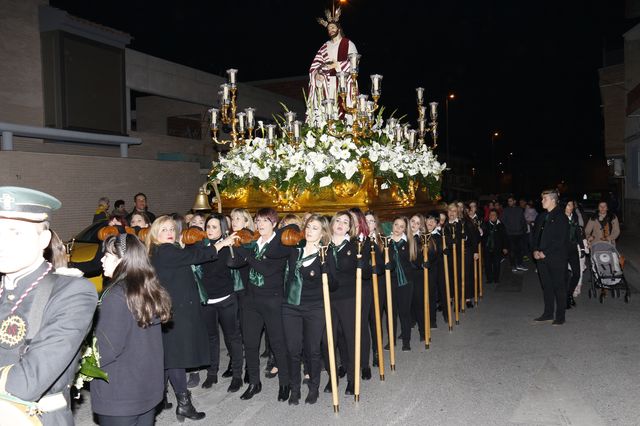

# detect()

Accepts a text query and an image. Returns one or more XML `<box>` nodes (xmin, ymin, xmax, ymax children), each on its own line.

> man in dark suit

<box><xmin>0</xmin><ymin>186</ymin><xmax>98</xmax><ymax>424</ymax></box>
<box><xmin>531</xmin><ymin>189</ymin><xmax>570</xmax><ymax>325</ymax></box>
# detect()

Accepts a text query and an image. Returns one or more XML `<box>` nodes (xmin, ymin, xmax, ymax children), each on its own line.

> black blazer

<box><xmin>532</xmin><ymin>206</ymin><xmax>570</xmax><ymax>263</ymax></box>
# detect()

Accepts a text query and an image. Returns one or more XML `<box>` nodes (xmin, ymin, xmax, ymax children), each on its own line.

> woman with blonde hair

<box><xmin>230</xmin><ymin>208</ymin><xmax>255</xmax><ymax>232</ymax></box>
<box><xmin>146</xmin><ymin>215</ymin><xmax>236</xmax><ymax>422</ymax></box>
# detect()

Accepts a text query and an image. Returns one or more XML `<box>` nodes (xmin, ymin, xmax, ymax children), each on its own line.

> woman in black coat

<box><xmin>189</xmin><ymin>214</ymin><xmax>244</xmax><ymax>393</ymax></box>
<box><xmin>92</xmin><ymin>234</ymin><xmax>172</xmax><ymax>426</ymax></box>
<box><xmin>146</xmin><ymin>215</ymin><xmax>236</xmax><ymax>422</ymax></box>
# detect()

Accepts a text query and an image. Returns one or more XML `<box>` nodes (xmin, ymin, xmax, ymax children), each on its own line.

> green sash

<box><xmin>249</xmin><ymin>241</ymin><xmax>269</xmax><ymax>287</ymax></box>
<box><xmin>390</xmin><ymin>239</ymin><xmax>408</xmax><ymax>287</ymax></box>
<box><xmin>286</xmin><ymin>249</ymin><xmax>319</xmax><ymax>305</ymax></box>
<box><xmin>330</xmin><ymin>239</ymin><xmax>349</xmax><ymax>269</ymax></box>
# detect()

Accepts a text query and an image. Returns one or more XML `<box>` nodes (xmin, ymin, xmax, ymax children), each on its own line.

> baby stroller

<box><xmin>587</xmin><ymin>241</ymin><xmax>630</xmax><ymax>303</ymax></box>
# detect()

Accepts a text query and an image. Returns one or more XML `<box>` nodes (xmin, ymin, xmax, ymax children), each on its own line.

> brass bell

<box><xmin>192</xmin><ymin>184</ymin><xmax>212</xmax><ymax>211</ymax></box>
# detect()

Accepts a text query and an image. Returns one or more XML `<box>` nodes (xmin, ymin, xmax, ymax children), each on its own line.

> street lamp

<box><xmin>491</xmin><ymin>131</ymin><xmax>500</xmax><ymax>193</ymax></box>
<box><xmin>445</xmin><ymin>92</ymin><xmax>455</xmax><ymax>197</ymax></box>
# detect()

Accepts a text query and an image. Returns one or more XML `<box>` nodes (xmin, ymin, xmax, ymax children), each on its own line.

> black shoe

<box><xmin>288</xmin><ymin>389</ymin><xmax>300</xmax><ymax>405</ymax></box>
<box><xmin>221</xmin><ymin>361</ymin><xmax>233</xmax><ymax>378</ymax></box>
<box><xmin>265</xmin><ymin>368</ymin><xmax>278</xmax><ymax>379</ymax></box>
<box><xmin>533</xmin><ymin>316</ymin><xmax>553</xmax><ymax>324</ymax></box>
<box><xmin>202</xmin><ymin>374</ymin><xmax>217</xmax><ymax>389</ymax></box>
<box><xmin>227</xmin><ymin>377</ymin><xmax>243</xmax><ymax>393</ymax></box>
<box><xmin>466</xmin><ymin>300</ymin><xmax>474</xmax><ymax>308</ymax></box>
<box><xmin>431</xmin><ymin>321</ymin><xmax>438</xmax><ymax>329</ymax></box>
<box><xmin>361</xmin><ymin>367</ymin><xmax>371</xmax><ymax>380</ymax></box>
<box><xmin>302</xmin><ymin>374</ymin><xmax>310</xmax><ymax>385</ymax></box>
<box><xmin>187</xmin><ymin>372</ymin><xmax>200</xmax><ymax>388</ymax></box>
<box><xmin>243</xmin><ymin>369</ymin><xmax>250</xmax><ymax>384</ymax></box>
<box><xmin>160</xmin><ymin>391</ymin><xmax>173</xmax><ymax>410</ymax></box>
<box><xmin>402</xmin><ymin>342</ymin><xmax>411</xmax><ymax>351</ymax></box>
<box><xmin>345</xmin><ymin>381</ymin><xmax>354</xmax><ymax>395</ymax></box>
<box><xmin>265</xmin><ymin>354</ymin><xmax>276</xmax><ymax>371</ymax></box>
<box><xmin>384</xmin><ymin>343</ymin><xmax>390</xmax><ymax>351</ymax></box>
<box><xmin>337</xmin><ymin>365</ymin><xmax>346</xmax><ymax>378</ymax></box>
<box><xmin>240</xmin><ymin>383</ymin><xmax>262</xmax><ymax>400</ymax></box>
<box><xmin>305</xmin><ymin>388</ymin><xmax>319</xmax><ymax>404</ymax></box>
<box><xmin>175</xmin><ymin>391</ymin><xmax>205</xmax><ymax>422</ymax></box>
<box><xmin>278</xmin><ymin>385</ymin><xmax>291</xmax><ymax>402</ymax></box>
<box><xmin>552</xmin><ymin>319</ymin><xmax>565</xmax><ymax>326</ymax></box>
<box><xmin>260</xmin><ymin>348</ymin><xmax>270</xmax><ymax>358</ymax></box>
<box><xmin>323</xmin><ymin>377</ymin><xmax>338</xmax><ymax>393</ymax></box>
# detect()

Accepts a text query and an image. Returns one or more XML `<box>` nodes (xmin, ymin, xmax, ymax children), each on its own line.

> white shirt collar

<box><xmin>257</xmin><ymin>232</ymin><xmax>276</xmax><ymax>251</ymax></box>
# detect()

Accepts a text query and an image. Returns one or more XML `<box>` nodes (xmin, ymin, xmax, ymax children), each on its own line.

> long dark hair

<box><xmin>103</xmin><ymin>234</ymin><xmax>172</xmax><ymax>327</ymax></box>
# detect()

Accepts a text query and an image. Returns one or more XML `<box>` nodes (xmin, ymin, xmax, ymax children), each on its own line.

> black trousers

<box><xmin>322</xmin><ymin>297</ymin><xmax>356</xmax><ymax>383</ymax></box>
<box><xmin>567</xmin><ymin>247</ymin><xmax>580</xmax><ymax>297</ymax></box>
<box><xmin>360</xmin><ymin>281</ymin><xmax>373</xmax><ymax>368</ymax></box>
<box><xmin>282</xmin><ymin>301</ymin><xmax>324</xmax><ymax>392</ymax></box>
<box><xmin>242</xmin><ymin>292</ymin><xmax>289</xmax><ymax>386</ymax></box>
<box><xmin>507</xmin><ymin>235</ymin><xmax>524</xmax><ymax>267</ymax></box>
<box><xmin>392</xmin><ymin>281</ymin><xmax>414</xmax><ymax>345</ymax></box>
<box><xmin>485</xmin><ymin>250</ymin><xmax>502</xmax><ymax>283</ymax></box>
<box><xmin>538</xmin><ymin>260</ymin><xmax>567</xmax><ymax>322</ymax></box>
<box><xmin>165</xmin><ymin>368</ymin><xmax>187</xmax><ymax>394</ymax></box>
<box><xmin>96</xmin><ymin>408</ymin><xmax>155</xmax><ymax>426</ymax></box>
<box><xmin>201</xmin><ymin>294</ymin><xmax>243</xmax><ymax>378</ymax></box>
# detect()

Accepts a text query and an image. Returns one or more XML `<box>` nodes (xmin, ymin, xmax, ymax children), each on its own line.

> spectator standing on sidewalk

<box><xmin>126</xmin><ymin>193</ymin><xmax>156</xmax><ymax>224</ymax></box>
<box><xmin>93</xmin><ymin>197</ymin><xmax>110</xmax><ymax>223</ymax></box>
<box><xmin>584</xmin><ymin>201</ymin><xmax>620</xmax><ymax>247</ymax></box>
<box><xmin>524</xmin><ymin>200</ymin><xmax>538</xmax><ymax>253</ymax></box>
<box><xmin>532</xmin><ymin>189</ymin><xmax>570</xmax><ymax>325</ymax></box>
<box><xmin>501</xmin><ymin>196</ymin><xmax>528</xmax><ymax>272</ymax></box>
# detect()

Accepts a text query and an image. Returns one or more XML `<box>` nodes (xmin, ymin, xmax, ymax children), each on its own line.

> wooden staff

<box><xmin>354</xmin><ymin>238</ymin><xmax>363</xmax><ymax>402</ymax></box>
<box><xmin>478</xmin><ymin>243</ymin><xmax>484</xmax><ymax>299</ymax></box>
<box><xmin>320</xmin><ymin>246</ymin><xmax>339</xmax><ymax>413</ymax></box>
<box><xmin>461</xmin><ymin>228</ymin><xmax>466</xmax><ymax>314</ymax></box>
<box><xmin>451</xmin><ymin>225</ymin><xmax>460</xmax><ymax>325</ymax></box>
<box><xmin>421</xmin><ymin>234</ymin><xmax>431</xmax><ymax>349</ymax></box>
<box><xmin>442</xmin><ymin>233</ymin><xmax>453</xmax><ymax>332</ymax></box>
<box><xmin>369</xmin><ymin>237</ymin><xmax>385</xmax><ymax>381</ymax></box>
<box><xmin>474</xmin><ymin>248</ymin><xmax>479</xmax><ymax>305</ymax></box>
<box><xmin>383</xmin><ymin>236</ymin><xmax>396</xmax><ymax>371</ymax></box>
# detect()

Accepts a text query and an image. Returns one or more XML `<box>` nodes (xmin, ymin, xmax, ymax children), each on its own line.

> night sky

<box><xmin>51</xmin><ymin>0</ymin><xmax>635</xmax><ymax>196</ymax></box>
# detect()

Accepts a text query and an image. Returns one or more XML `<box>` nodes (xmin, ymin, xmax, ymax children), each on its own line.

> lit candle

<box><xmin>370</xmin><ymin>74</ymin><xmax>383</xmax><ymax>94</ymax></box>
<box><xmin>237</xmin><ymin>112</ymin><xmax>246</xmax><ymax>132</ymax></box>
<box><xmin>418</xmin><ymin>119</ymin><xmax>426</xmax><ymax>134</ymax></box>
<box><xmin>226</xmin><ymin>68</ymin><xmax>238</xmax><ymax>85</ymax></box>
<box><xmin>220</xmin><ymin>84</ymin><xmax>230</xmax><ymax>103</ymax></box>
<box><xmin>293</xmin><ymin>120</ymin><xmax>301</xmax><ymax>139</ymax></box>
<box><xmin>416</xmin><ymin>87</ymin><xmax>425</xmax><ymax>105</ymax></box>
<box><xmin>209</xmin><ymin>108</ymin><xmax>218</xmax><ymax>127</ymax></box>
<box><xmin>337</xmin><ymin>72</ymin><xmax>347</xmax><ymax>94</ymax></box>
<box><xmin>348</xmin><ymin>53</ymin><xmax>362</xmax><ymax>73</ymax></box>
<box><xmin>285</xmin><ymin>111</ymin><xmax>297</xmax><ymax>125</ymax></box>
<box><xmin>266</xmin><ymin>124</ymin><xmax>276</xmax><ymax>141</ymax></box>
<box><xmin>395</xmin><ymin>125</ymin><xmax>403</xmax><ymax>142</ymax></box>
<box><xmin>245</xmin><ymin>107</ymin><xmax>255</xmax><ymax>128</ymax></box>
<box><xmin>358</xmin><ymin>94</ymin><xmax>368</xmax><ymax>113</ymax></box>
<box><xmin>408</xmin><ymin>129</ymin><xmax>417</xmax><ymax>148</ymax></box>
<box><xmin>429</xmin><ymin>102</ymin><xmax>438</xmax><ymax>120</ymax></box>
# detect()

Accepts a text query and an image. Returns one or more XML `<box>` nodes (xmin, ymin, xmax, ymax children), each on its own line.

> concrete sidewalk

<box><xmin>73</xmin><ymin>262</ymin><xmax>640</xmax><ymax>425</ymax></box>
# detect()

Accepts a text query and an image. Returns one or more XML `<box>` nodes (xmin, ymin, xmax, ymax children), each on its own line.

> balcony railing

<box><xmin>0</xmin><ymin>122</ymin><xmax>141</xmax><ymax>158</ymax></box>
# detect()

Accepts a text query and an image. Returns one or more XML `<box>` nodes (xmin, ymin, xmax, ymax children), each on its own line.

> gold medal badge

<box><xmin>0</xmin><ymin>315</ymin><xmax>27</xmax><ymax>349</ymax></box>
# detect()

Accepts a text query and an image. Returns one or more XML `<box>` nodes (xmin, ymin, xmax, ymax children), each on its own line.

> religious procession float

<box><xmin>204</xmin><ymin>9</ymin><xmax>446</xmax><ymax>218</ymax></box>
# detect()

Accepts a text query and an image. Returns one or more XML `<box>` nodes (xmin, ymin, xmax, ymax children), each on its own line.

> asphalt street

<box><xmin>73</xmin><ymin>257</ymin><xmax>640</xmax><ymax>425</ymax></box>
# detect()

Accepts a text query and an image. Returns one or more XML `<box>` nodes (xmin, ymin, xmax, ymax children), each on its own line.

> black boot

<box><xmin>160</xmin><ymin>390</ymin><xmax>172</xmax><ymax>410</ymax></box>
<box><xmin>361</xmin><ymin>367</ymin><xmax>372</xmax><ymax>380</ymax></box>
<box><xmin>187</xmin><ymin>372</ymin><xmax>200</xmax><ymax>388</ymax></box>
<box><xmin>345</xmin><ymin>381</ymin><xmax>354</xmax><ymax>395</ymax></box>
<box><xmin>305</xmin><ymin>387</ymin><xmax>319</xmax><ymax>404</ymax></box>
<box><xmin>201</xmin><ymin>374</ymin><xmax>217</xmax><ymax>389</ymax></box>
<box><xmin>240</xmin><ymin>383</ymin><xmax>262</xmax><ymax>400</ymax></box>
<box><xmin>323</xmin><ymin>376</ymin><xmax>338</xmax><ymax>393</ymax></box>
<box><xmin>221</xmin><ymin>360</ymin><xmax>233</xmax><ymax>378</ymax></box>
<box><xmin>288</xmin><ymin>388</ymin><xmax>300</xmax><ymax>405</ymax></box>
<box><xmin>278</xmin><ymin>385</ymin><xmax>291</xmax><ymax>402</ymax></box>
<box><xmin>227</xmin><ymin>377</ymin><xmax>243</xmax><ymax>393</ymax></box>
<box><xmin>175</xmin><ymin>391</ymin><xmax>205</xmax><ymax>422</ymax></box>
<box><xmin>337</xmin><ymin>365</ymin><xmax>347</xmax><ymax>378</ymax></box>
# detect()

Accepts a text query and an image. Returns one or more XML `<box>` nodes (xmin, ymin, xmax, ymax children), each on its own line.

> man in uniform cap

<box><xmin>0</xmin><ymin>186</ymin><xmax>98</xmax><ymax>425</ymax></box>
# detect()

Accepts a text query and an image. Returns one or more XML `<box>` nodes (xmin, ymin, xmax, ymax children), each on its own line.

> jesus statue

<box><xmin>308</xmin><ymin>7</ymin><xmax>358</xmax><ymax>119</ymax></box>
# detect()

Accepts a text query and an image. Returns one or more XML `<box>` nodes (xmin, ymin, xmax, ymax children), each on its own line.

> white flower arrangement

<box><xmin>211</xmin><ymin>111</ymin><xmax>446</xmax><ymax>198</ymax></box>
